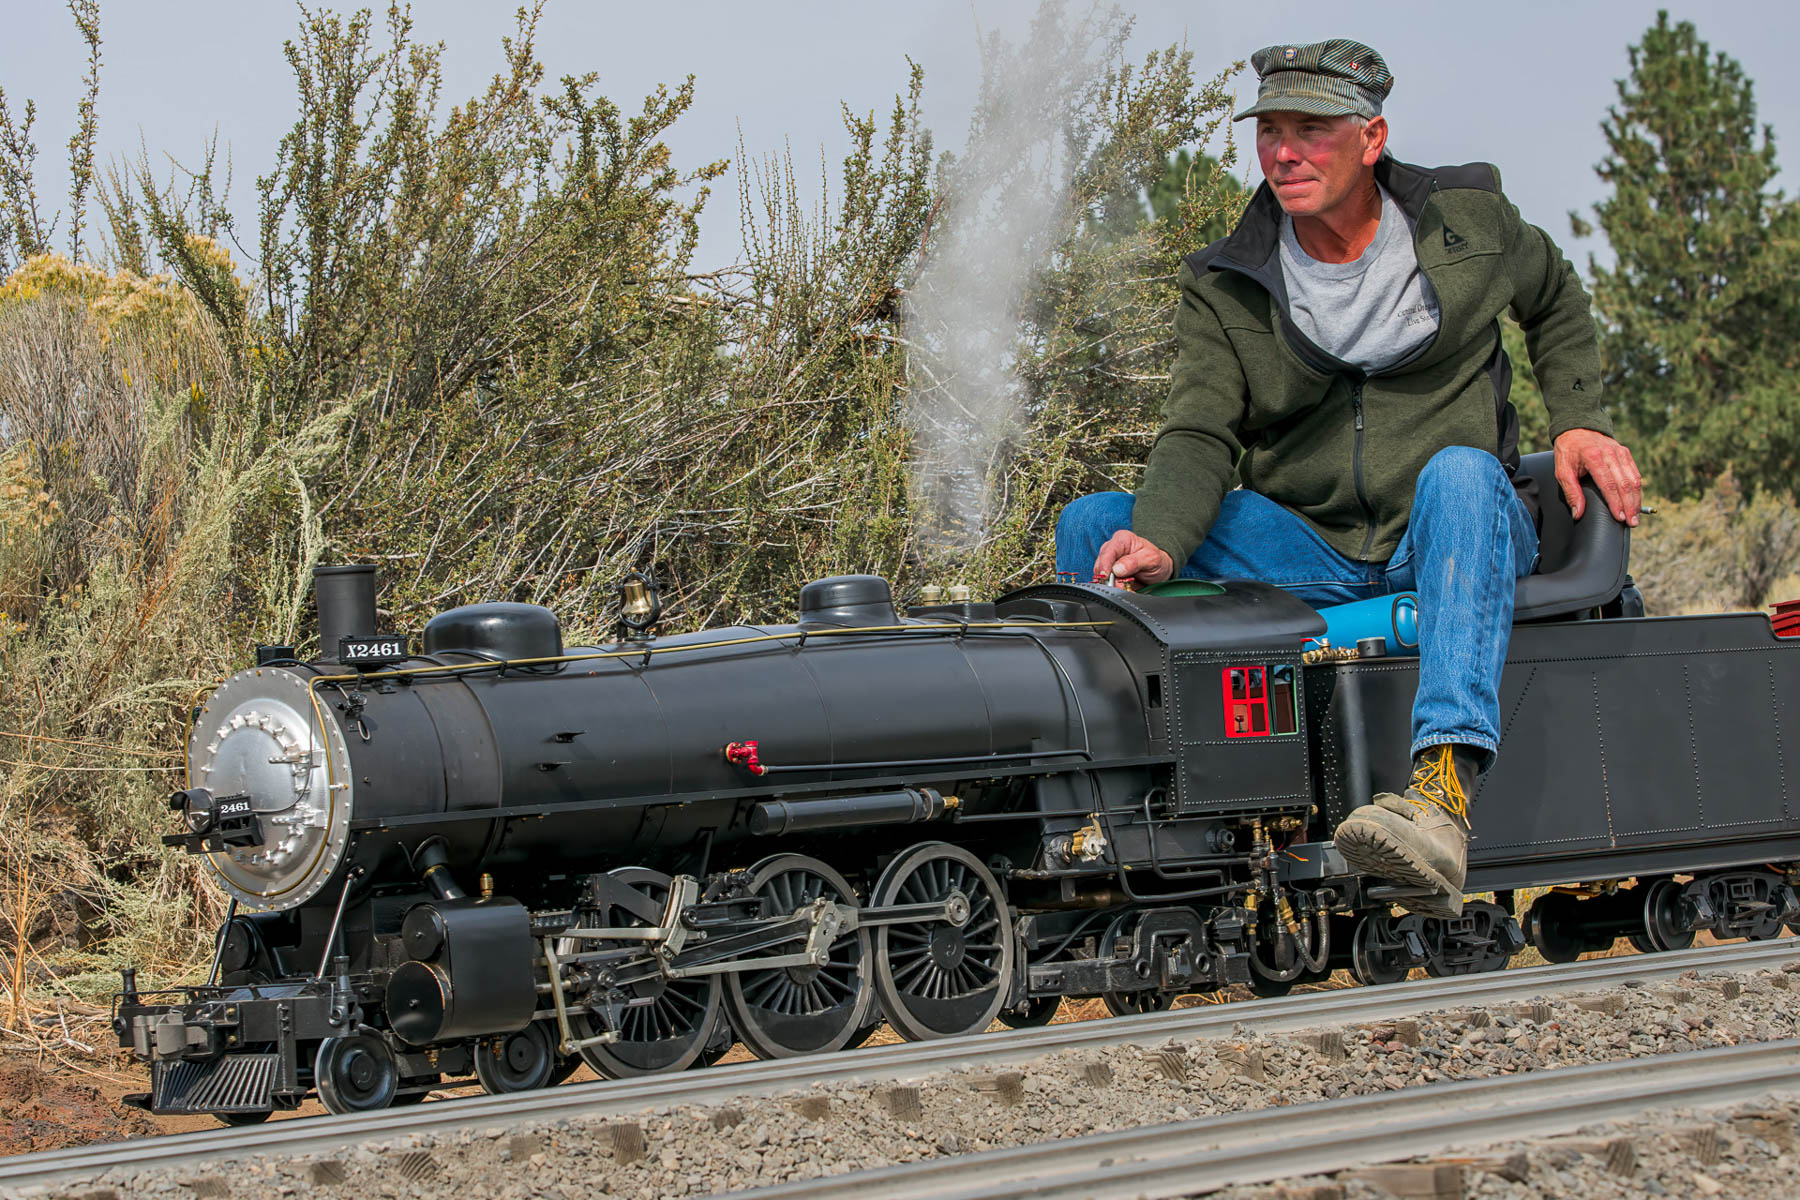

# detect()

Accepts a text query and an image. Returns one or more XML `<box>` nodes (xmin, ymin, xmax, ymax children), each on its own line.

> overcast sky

<box><xmin>4</xmin><ymin>1</ymin><xmax>1797</xmax><ymax>275</ymax></box>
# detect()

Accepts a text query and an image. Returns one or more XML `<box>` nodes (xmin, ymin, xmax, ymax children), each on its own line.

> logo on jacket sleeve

<box><xmin>1442</xmin><ymin>225</ymin><xmax>1468</xmax><ymax>251</ymax></box>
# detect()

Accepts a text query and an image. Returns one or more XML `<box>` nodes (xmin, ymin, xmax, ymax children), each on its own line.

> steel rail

<box><xmin>1</xmin><ymin>938</ymin><xmax>1793</xmax><ymax>1192</ymax></box>
<box><xmin>723</xmin><ymin>1038</ymin><xmax>1800</xmax><ymax>1199</ymax></box>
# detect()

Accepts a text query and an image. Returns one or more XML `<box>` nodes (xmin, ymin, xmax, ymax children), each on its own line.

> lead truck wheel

<box><xmin>314</xmin><ymin>1034</ymin><xmax>398</xmax><ymax>1114</ymax></box>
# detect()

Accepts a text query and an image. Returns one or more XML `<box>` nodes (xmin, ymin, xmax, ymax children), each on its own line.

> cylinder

<box><xmin>750</xmin><ymin>787</ymin><xmax>945</xmax><ymax>836</ymax></box>
<box><xmin>1317</xmin><ymin>592</ymin><xmax>1418</xmax><ymax>658</ymax></box>
<box><xmin>313</xmin><ymin>565</ymin><xmax>378</xmax><ymax>662</ymax></box>
<box><xmin>385</xmin><ymin>898</ymin><xmax>535</xmax><ymax>1045</ymax></box>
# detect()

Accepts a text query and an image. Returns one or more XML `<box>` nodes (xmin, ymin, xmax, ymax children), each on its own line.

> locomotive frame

<box><xmin>116</xmin><ymin>482</ymin><xmax>1800</xmax><ymax>1122</ymax></box>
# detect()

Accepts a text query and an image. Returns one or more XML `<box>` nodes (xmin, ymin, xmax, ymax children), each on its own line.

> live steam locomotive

<box><xmin>116</xmin><ymin>452</ymin><xmax>1800</xmax><ymax>1122</ymax></box>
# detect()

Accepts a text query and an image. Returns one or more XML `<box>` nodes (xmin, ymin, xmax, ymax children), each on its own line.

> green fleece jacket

<box><xmin>1133</xmin><ymin>157</ymin><xmax>1613</xmax><ymax>566</ymax></box>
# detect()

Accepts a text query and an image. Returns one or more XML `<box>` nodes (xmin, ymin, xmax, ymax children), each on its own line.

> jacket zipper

<box><xmin>1350</xmin><ymin>376</ymin><xmax>1377</xmax><ymax>561</ymax></box>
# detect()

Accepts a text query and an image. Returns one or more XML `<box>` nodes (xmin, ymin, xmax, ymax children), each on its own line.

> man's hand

<box><xmin>1093</xmin><ymin>531</ymin><xmax>1175</xmax><ymax>588</ymax></box>
<box><xmin>1552</xmin><ymin>428</ymin><xmax>1642</xmax><ymax>527</ymax></box>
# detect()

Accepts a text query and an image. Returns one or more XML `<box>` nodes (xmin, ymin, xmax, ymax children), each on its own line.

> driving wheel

<box><xmin>571</xmin><ymin>867</ymin><xmax>724</xmax><ymax>1078</ymax></box>
<box><xmin>870</xmin><ymin>843</ymin><xmax>1015</xmax><ymax>1041</ymax></box>
<box><xmin>721</xmin><ymin>854</ymin><xmax>872</xmax><ymax>1059</ymax></box>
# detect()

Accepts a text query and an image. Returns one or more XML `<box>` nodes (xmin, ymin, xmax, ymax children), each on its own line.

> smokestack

<box><xmin>313</xmin><ymin>565</ymin><xmax>377</xmax><ymax>662</ymax></box>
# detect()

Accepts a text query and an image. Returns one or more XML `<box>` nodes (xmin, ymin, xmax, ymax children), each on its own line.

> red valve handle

<box><xmin>724</xmin><ymin>740</ymin><xmax>766</xmax><ymax>776</ymax></box>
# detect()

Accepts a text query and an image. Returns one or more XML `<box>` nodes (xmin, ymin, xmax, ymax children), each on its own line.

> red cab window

<box><xmin>1222</xmin><ymin>666</ymin><xmax>1269</xmax><ymax>738</ymax></box>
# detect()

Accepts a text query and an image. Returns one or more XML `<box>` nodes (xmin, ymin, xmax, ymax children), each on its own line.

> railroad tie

<box><xmin>1154</xmin><ymin>1047</ymin><xmax>1188</xmax><ymax>1081</ymax></box>
<box><xmin>605</xmin><ymin>1121</ymin><xmax>646</xmax><ymax>1164</ymax></box>
<box><xmin>307</xmin><ymin>1161</ymin><xmax>347</xmax><ymax>1186</ymax></box>
<box><xmin>787</xmin><ymin>1095</ymin><xmax>832</xmax><ymax>1120</ymax></box>
<box><xmin>876</xmin><ymin>1086</ymin><xmax>922</xmax><ymax>1121</ymax></box>
<box><xmin>968</xmin><ymin>1071</ymin><xmax>1026</xmax><ymax>1105</ymax></box>
<box><xmin>1542</xmin><ymin>1134</ymin><xmax>1637</xmax><ymax>1176</ymax></box>
<box><xmin>389</xmin><ymin>1150</ymin><xmax>438</xmax><ymax>1183</ymax></box>
<box><xmin>1340</xmin><ymin>1163</ymin><xmax>1466</xmax><ymax>1199</ymax></box>
<box><xmin>1732</xmin><ymin>1108</ymin><xmax>1796</xmax><ymax>1151</ymax></box>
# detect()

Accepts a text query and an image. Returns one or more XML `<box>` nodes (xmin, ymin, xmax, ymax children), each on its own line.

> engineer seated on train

<box><xmin>1054</xmin><ymin>39</ymin><xmax>1643</xmax><ymax>916</ymax></box>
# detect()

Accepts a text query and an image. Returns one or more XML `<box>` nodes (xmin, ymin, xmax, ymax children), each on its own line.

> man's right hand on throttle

<box><xmin>1093</xmin><ymin>531</ymin><xmax>1175</xmax><ymax>588</ymax></box>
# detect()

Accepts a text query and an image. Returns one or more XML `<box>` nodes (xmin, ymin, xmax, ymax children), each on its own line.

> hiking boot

<box><xmin>1334</xmin><ymin>744</ymin><xmax>1478</xmax><ymax>919</ymax></box>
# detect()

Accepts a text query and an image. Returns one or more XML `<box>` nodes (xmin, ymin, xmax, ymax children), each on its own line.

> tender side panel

<box><xmin>1311</xmin><ymin>613</ymin><xmax>1800</xmax><ymax>873</ymax></box>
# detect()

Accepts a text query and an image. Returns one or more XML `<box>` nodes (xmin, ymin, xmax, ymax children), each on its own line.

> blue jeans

<box><xmin>1054</xmin><ymin>446</ymin><xmax>1539</xmax><ymax>766</ymax></box>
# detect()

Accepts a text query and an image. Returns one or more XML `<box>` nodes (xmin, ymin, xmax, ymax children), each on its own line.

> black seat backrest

<box><xmin>1511</xmin><ymin>451</ymin><xmax>1631</xmax><ymax>622</ymax></box>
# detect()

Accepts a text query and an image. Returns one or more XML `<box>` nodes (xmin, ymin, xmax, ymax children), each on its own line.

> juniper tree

<box><xmin>1578</xmin><ymin>11</ymin><xmax>1800</xmax><ymax>499</ymax></box>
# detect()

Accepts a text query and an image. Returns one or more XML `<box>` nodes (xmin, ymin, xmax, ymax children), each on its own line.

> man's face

<box><xmin>1255</xmin><ymin>112</ymin><xmax>1384</xmax><ymax>218</ymax></box>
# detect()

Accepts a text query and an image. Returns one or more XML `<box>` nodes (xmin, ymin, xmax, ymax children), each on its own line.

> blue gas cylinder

<box><xmin>1313</xmin><ymin>593</ymin><xmax>1419</xmax><ymax>657</ymax></box>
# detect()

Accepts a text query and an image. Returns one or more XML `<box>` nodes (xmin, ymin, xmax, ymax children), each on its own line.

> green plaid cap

<box><xmin>1233</xmin><ymin>39</ymin><xmax>1394</xmax><ymax>121</ymax></box>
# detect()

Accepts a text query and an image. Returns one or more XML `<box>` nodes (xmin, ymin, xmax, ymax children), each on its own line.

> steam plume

<box><xmin>905</xmin><ymin>4</ymin><xmax>1120</xmax><ymax>558</ymax></box>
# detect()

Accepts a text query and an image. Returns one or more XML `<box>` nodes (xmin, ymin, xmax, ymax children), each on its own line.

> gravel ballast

<box><xmin>21</xmin><ymin>962</ymin><xmax>1800</xmax><ymax>1200</ymax></box>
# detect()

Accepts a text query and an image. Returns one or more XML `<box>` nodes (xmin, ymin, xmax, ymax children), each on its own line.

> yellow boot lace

<box><xmin>1406</xmin><ymin>745</ymin><xmax>1469</xmax><ymax>822</ymax></box>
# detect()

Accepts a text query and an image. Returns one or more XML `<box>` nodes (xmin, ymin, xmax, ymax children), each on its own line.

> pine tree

<box><xmin>1580</xmin><ymin>11</ymin><xmax>1800</xmax><ymax>499</ymax></box>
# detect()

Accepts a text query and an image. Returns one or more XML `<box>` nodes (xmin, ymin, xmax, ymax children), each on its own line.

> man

<box><xmin>1054</xmin><ymin>39</ymin><xmax>1643</xmax><ymax>917</ymax></box>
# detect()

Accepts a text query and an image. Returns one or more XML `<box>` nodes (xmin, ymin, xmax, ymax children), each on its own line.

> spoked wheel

<box><xmin>722</xmin><ymin>854</ymin><xmax>872</xmax><ymax>1059</ymax></box>
<box><xmin>871</xmin><ymin>843</ymin><xmax>1014</xmax><ymax>1041</ymax></box>
<box><xmin>474</xmin><ymin>1020</ymin><xmax>558</xmax><ymax>1095</ymax></box>
<box><xmin>1642</xmin><ymin>878</ymin><xmax>1696</xmax><ymax>952</ymax></box>
<box><xmin>1350</xmin><ymin>913</ymin><xmax>1412</xmax><ymax>986</ymax></box>
<box><xmin>314</xmin><ymin>1034</ymin><xmax>398</xmax><ymax>1114</ymax></box>
<box><xmin>572</xmin><ymin>867</ymin><xmax>724</xmax><ymax>1078</ymax></box>
<box><xmin>998</xmin><ymin>995</ymin><xmax>1065</xmax><ymax>1028</ymax></box>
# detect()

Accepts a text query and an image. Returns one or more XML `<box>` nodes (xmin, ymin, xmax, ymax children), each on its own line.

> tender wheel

<box><xmin>314</xmin><ymin>1034</ymin><xmax>398</xmax><ymax>1114</ymax></box>
<box><xmin>722</xmin><ymin>854</ymin><xmax>872</xmax><ymax>1059</ymax></box>
<box><xmin>1350</xmin><ymin>913</ymin><xmax>1411</xmax><ymax>986</ymax></box>
<box><xmin>997</xmin><ymin>995</ymin><xmax>1064</xmax><ymax>1028</ymax></box>
<box><xmin>1641</xmin><ymin>877</ymin><xmax>1696</xmax><ymax>952</ymax></box>
<box><xmin>871</xmin><ymin>843</ymin><xmax>1015</xmax><ymax>1041</ymax></box>
<box><xmin>474</xmin><ymin>1020</ymin><xmax>557</xmax><ymax>1094</ymax></box>
<box><xmin>1525</xmin><ymin>891</ymin><xmax>1591</xmax><ymax>963</ymax></box>
<box><xmin>1421</xmin><ymin>902</ymin><xmax>1518</xmax><ymax>977</ymax></box>
<box><xmin>572</xmin><ymin>867</ymin><xmax>725</xmax><ymax>1078</ymax></box>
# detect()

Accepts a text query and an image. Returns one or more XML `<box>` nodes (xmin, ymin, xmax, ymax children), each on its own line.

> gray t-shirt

<box><xmin>1278</xmin><ymin>185</ymin><xmax>1440</xmax><ymax>374</ymax></box>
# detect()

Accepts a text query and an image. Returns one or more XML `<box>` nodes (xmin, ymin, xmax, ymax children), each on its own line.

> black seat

<box><xmin>1511</xmin><ymin>450</ymin><xmax>1631</xmax><ymax>622</ymax></box>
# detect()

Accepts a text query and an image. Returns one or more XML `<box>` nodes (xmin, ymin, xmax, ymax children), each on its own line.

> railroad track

<box><xmin>724</xmin><ymin>1038</ymin><xmax>1800</xmax><ymax>1199</ymax></box>
<box><xmin>2</xmin><ymin>938</ymin><xmax>1793</xmax><ymax>1193</ymax></box>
